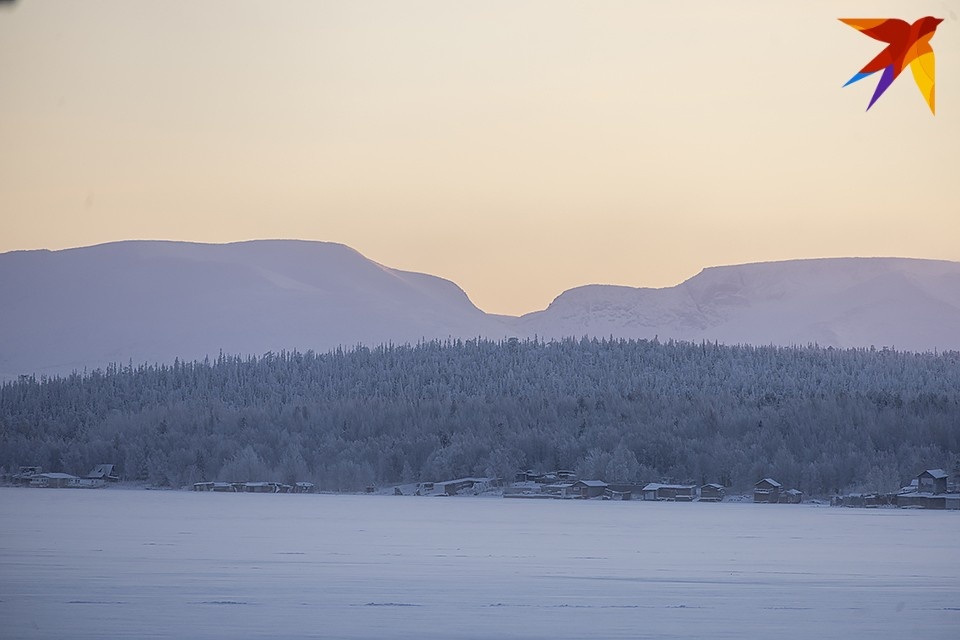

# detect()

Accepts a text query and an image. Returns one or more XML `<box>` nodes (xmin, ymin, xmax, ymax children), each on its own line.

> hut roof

<box><xmin>755</xmin><ymin>478</ymin><xmax>782</xmax><ymax>488</ymax></box>
<box><xmin>643</xmin><ymin>483</ymin><xmax>695</xmax><ymax>491</ymax></box>
<box><xmin>86</xmin><ymin>464</ymin><xmax>116</xmax><ymax>479</ymax></box>
<box><xmin>919</xmin><ymin>469</ymin><xmax>948</xmax><ymax>479</ymax></box>
<box><xmin>575</xmin><ymin>480</ymin><xmax>609</xmax><ymax>488</ymax></box>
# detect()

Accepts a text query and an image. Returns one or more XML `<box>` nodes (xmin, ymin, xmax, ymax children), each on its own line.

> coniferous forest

<box><xmin>1</xmin><ymin>338</ymin><xmax>958</xmax><ymax>495</ymax></box>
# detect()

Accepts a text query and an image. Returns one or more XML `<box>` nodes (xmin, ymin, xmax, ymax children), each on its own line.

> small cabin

<box><xmin>515</xmin><ymin>470</ymin><xmax>543</xmax><ymax>483</ymax></box>
<box><xmin>542</xmin><ymin>483</ymin><xmax>577</xmax><ymax>498</ymax></box>
<box><xmin>916</xmin><ymin>469</ymin><xmax>948</xmax><ymax>495</ymax></box>
<box><xmin>642</xmin><ymin>483</ymin><xmax>696</xmax><ymax>501</ymax></box>
<box><xmin>780</xmin><ymin>488</ymin><xmax>803</xmax><ymax>504</ymax></box>
<box><xmin>700</xmin><ymin>483</ymin><xmax>725</xmax><ymax>502</ymax></box>
<box><xmin>439</xmin><ymin>477</ymin><xmax>496</xmax><ymax>496</ymax></box>
<box><xmin>573</xmin><ymin>480</ymin><xmax>609</xmax><ymax>499</ymax></box>
<box><xmin>194</xmin><ymin>482</ymin><xmax>236</xmax><ymax>492</ymax></box>
<box><xmin>754</xmin><ymin>478</ymin><xmax>782</xmax><ymax>503</ymax></box>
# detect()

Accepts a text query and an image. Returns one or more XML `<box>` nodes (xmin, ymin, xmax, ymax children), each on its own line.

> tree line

<box><xmin>1</xmin><ymin>338</ymin><xmax>958</xmax><ymax>495</ymax></box>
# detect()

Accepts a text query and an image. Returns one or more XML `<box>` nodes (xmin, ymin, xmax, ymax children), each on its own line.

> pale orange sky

<box><xmin>1</xmin><ymin>1</ymin><xmax>958</xmax><ymax>315</ymax></box>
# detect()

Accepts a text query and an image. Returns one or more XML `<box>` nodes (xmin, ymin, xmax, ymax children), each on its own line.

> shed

<box><xmin>244</xmin><ymin>482</ymin><xmax>279</xmax><ymax>493</ymax></box>
<box><xmin>700</xmin><ymin>483</ymin><xmax>726</xmax><ymax>502</ymax></box>
<box><xmin>293</xmin><ymin>482</ymin><xmax>315</xmax><ymax>494</ymax></box>
<box><xmin>542</xmin><ymin>483</ymin><xmax>577</xmax><ymax>498</ymax></box>
<box><xmin>780</xmin><ymin>488</ymin><xmax>803</xmax><ymax>504</ymax></box>
<box><xmin>573</xmin><ymin>480</ymin><xmax>609</xmax><ymax>499</ymax></box>
<box><xmin>195</xmin><ymin>482</ymin><xmax>236</xmax><ymax>492</ymax></box>
<box><xmin>754</xmin><ymin>478</ymin><xmax>782</xmax><ymax>503</ymax></box>
<box><xmin>916</xmin><ymin>469</ymin><xmax>948</xmax><ymax>495</ymax></box>
<box><xmin>642</xmin><ymin>483</ymin><xmax>696</xmax><ymax>501</ymax></box>
<box><xmin>13</xmin><ymin>466</ymin><xmax>42</xmax><ymax>485</ymax></box>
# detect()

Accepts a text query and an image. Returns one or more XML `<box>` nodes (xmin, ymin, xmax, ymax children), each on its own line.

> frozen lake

<box><xmin>1</xmin><ymin>489</ymin><xmax>958</xmax><ymax>639</ymax></box>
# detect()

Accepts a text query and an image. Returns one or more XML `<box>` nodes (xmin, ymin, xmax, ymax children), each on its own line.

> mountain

<box><xmin>0</xmin><ymin>240</ymin><xmax>513</xmax><ymax>379</ymax></box>
<box><xmin>1</xmin><ymin>241</ymin><xmax>958</xmax><ymax>379</ymax></box>
<box><xmin>516</xmin><ymin>258</ymin><xmax>960</xmax><ymax>352</ymax></box>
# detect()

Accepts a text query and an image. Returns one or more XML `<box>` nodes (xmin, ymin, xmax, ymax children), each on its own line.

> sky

<box><xmin>1</xmin><ymin>1</ymin><xmax>958</xmax><ymax>316</ymax></box>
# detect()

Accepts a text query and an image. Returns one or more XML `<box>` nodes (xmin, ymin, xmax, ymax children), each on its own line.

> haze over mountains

<box><xmin>1</xmin><ymin>240</ymin><xmax>959</xmax><ymax>379</ymax></box>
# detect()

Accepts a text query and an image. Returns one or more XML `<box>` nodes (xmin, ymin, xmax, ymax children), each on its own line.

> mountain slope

<box><xmin>2</xmin><ymin>243</ymin><xmax>958</xmax><ymax>379</ymax></box>
<box><xmin>513</xmin><ymin>258</ymin><xmax>960</xmax><ymax>352</ymax></box>
<box><xmin>0</xmin><ymin>240</ymin><xmax>513</xmax><ymax>379</ymax></box>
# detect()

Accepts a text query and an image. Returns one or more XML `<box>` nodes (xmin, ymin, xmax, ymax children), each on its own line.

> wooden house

<box><xmin>916</xmin><ymin>469</ymin><xmax>948</xmax><ymax>495</ymax></box>
<box><xmin>572</xmin><ymin>480</ymin><xmax>609</xmax><ymax>499</ymax></box>
<box><xmin>699</xmin><ymin>483</ymin><xmax>725</xmax><ymax>502</ymax></box>
<box><xmin>608</xmin><ymin>483</ymin><xmax>645</xmax><ymax>497</ymax></box>
<box><xmin>29</xmin><ymin>472</ymin><xmax>77</xmax><ymax>488</ymax></box>
<box><xmin>754</xmin><ymin>478</ymin><xmax>782</xmax><ymax>503</ymax></box>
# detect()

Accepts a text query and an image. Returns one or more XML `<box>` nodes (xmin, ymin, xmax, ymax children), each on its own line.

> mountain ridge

<box><xmin>2</xmin><ymin>241</ymin><xmax>958</xmax><ymax>378</ymax></box>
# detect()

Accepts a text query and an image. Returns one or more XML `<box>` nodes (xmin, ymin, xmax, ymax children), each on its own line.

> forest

<box><xmin>1</xmin><ymin>338</ymin><xmax>958</xmax><ymax>495</ymax></box>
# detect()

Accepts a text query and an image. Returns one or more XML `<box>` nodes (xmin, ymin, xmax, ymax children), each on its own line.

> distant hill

<box><xmin>0</xmin><ymin>240</ymin><xmax>513</xmax><ymax>379</ymax></box>
<box><xmin>515</xmin><ymin>258</ymin><xmax>960</xmax><ymax>353</ymax></box>
<box><xmin>1</xmin><ymin>241</ymin><xmax>958</xmax><ymax>378</ymax></box>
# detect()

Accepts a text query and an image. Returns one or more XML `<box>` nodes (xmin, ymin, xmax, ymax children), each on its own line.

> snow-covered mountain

<box><xmin>516</xmin><ymin>258</ymin><xmax>960</xmax><ymax>352</ymax></box>
<box><xmin>1</xmin><ymin>241</ymin><xmax>958</xmax><ymax>379</ymax></box>
<box><xmin>0</xmin><ymin>240</ymin><xmax>513</xmax><ymax>379</ymax></box>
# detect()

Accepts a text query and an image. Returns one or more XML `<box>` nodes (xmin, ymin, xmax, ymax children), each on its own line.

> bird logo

<box><xmin>840</xmin><ymin>17</ymin><xmax>943</xmax><ymax>114</ymax></box>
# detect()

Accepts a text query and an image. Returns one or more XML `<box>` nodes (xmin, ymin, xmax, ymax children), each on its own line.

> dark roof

<box><xmin>86</xmin><ymin>464</ymin><xmax>116</xmax><ymax>479</ymax></box>
<box><xmin>755</xmin><ymin>478</ymin><xmax>782</xmax><ymax>488</ymax></box>
<box><xmin>918</xmin><ymin>469</ymin><xmax>948</xmax><ymax>479</ymax></box>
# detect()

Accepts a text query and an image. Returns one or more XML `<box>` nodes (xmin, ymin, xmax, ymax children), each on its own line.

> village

<box><xmin>5</xmin><ymin>464</ymin><xmax>958</xmax><ymax>510</ymax></box>
<box><xmin>394</xmin><ymin>472</ymin><xmax>805</xmax><ymax>504</ymax></box>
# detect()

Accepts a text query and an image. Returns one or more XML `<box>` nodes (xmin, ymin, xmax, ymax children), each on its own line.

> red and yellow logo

<box><xmin>841</xmin><ymin>17</ymin><xmax>942</xmax><ymax>114</ymax></box>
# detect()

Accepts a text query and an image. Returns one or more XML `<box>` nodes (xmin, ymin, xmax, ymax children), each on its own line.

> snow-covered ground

<box><xmin>1</xmin><ymin>489</ymin><xmax>957</xmax><ymax>639</ymax></box>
